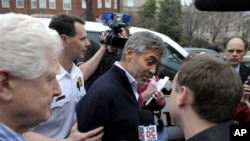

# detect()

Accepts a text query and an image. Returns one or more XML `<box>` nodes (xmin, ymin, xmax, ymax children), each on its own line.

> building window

<box><xmin>127</xmin><ymin>0</ymin><xmax>133</xmax><ymax>7</ymax></box>
<box><xmin>49</xmin><ymin>0</ymin><xmax>56</xmax><ymax>9</ymax></box>
<box><xmin>114</xmin><ymin>0</ymin><xmax>117</xmax><ymax>9</ymax></box>
<box><xmin>2</xmin><ymin>0</ymin><xmax>10</xmax><ymax>8</ymax></box>
<box><xmin>31</xmin><ymin>0</ymin><xmax>37</xmax><ymax>8</ymax></box>
<box><xmin>39</xmin><ymin>0</ymin><xmax>46</xmax><ymax>9</ymax></box>
<box><xmin>105</xmin><ymin>0</ymin><xmax>111</xmax><ymax>8</ymax></box>
<box><xmin>63</xmin><ymin>0</ymin><xmax>71</xmax><ymax>10</ymax></box>
<box><xmin>97</xmin><ymin>0</ymin><xmax>102</xmax><ymax>9</ymax></box>
<box><xmin>16</xmin><ymin>0</ymin><xmax>24</xmax><ymax>8</ymax></box>
<box><xmin>81</xmin><ymin>0</ymin><xmax>86</xmax><ymax>8</ymax></box>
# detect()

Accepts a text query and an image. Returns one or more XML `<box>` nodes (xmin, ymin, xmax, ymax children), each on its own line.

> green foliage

<box><xmin>156</xmin><ymin>0</ymin><xmax>183</xmax><ymax>43</ymax></box>
<box><xmin>137</xmin><ymin>0</ymin><xmax>157</xmax><ymax>29</ymax></box>
<box><xmin>139</xmin><ymin>0</ymin><xmax>157</xmax><ymax>18</ymax></box>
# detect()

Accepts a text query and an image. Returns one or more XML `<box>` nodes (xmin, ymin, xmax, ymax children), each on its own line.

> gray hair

<box><xmin>0</xmin><ymin>13</ymin><xmax>62</xmax><ymax>80</ymax></box>
<box><xmin>121</xmin><ymin>31</ymin><xmax>166</xmax><ymax>60</ymax></box>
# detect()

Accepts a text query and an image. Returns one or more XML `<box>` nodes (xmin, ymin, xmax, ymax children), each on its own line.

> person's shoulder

<box><xmin>240</xmin><ymin>63</ymin><xmax>250</xmax><ymax>72</ymax></box>
<box><xmin>87</xmin><ymin>78</ymin><xmax>119</xmax><ymax>98</ymax></box>
<box><xmin>90</xmin><ymin>71</ymin><xmax>122</xmax><ymax>89</ymax></box>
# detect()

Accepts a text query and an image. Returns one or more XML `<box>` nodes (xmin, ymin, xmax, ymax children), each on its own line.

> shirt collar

<box><xmin>114</xmin><ymin>61</ymin><xmax>139</xmax><ymax>100</ymax></box>
<box><xmin>57</xmin><ymin>63</ymin><xmax>80</xmax><ymax>80</ymax></box>
<box><xmin>0</xmin><ymin>123</ymin><xmax>28</xmax><ymax>141</ymax></box>
<box><xmin>114</xmin><ymin>61</ymin><xmax>137</xmax><ymax>85</ymax></box>
<box><xmin>235</xmin><ymin>64</ymin><xmax>240</xmax><ymax>73</ymax></box>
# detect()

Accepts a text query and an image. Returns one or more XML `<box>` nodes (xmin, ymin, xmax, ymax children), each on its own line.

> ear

<box><xmin>0</xmin><ymin>69</ymin><xmax>13</xmax><ymax>101</ymax></box>
<box><xmin>60</xmin><ymin>34</ymin><xmax>68</xmax><ymax>47</ymax></box>
<box><xmin>177</xmin><ymin>86</ymin><xmax>192</xmax><ymax>107</ymax></box>
<box><xmin>125</xmin><ymin>46</ymin><xmax>134</xmax><ymax>62</ymax></box>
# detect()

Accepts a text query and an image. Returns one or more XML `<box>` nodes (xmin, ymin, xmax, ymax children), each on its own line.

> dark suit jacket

<box><xmin>76</xmin><ymin>64</ymin><xmax>141</xmax><ymax>141</ymax></box>
<box><xmin>239</xmin><ymin>63</ymin><xmax>250</xmax><ymax>83</ymax></box>
<box><xmin>187</xmin><ymin>121</ymin><xmax>233</xmax><ymax>141</ymax></box>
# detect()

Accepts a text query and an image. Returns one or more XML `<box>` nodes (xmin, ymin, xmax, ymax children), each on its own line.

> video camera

<box><xmin>101</xmin><ymin>12</ymin><xmax>131</xmax><ymax>49</ymax></box>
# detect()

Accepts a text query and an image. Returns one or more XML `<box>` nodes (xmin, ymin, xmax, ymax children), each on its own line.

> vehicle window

<box><xmin>185</xmin><ymin>48</ymin><xmax>225</xmax><ymax>60</ymax></box>
<box><xmin>159</xmin><ymin>43</ymin><xmax>184</xmax><ymax>81</ymax></box>
<box><xmin>86</xmin><ymin>31</ymin><xmax>101</xmax><ymax>43</ymax></box>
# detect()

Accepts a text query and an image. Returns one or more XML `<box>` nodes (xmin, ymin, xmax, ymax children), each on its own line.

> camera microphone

<box><xmin>102</xmin><ymin>20</ymin><xmax>128</xmax><ymax>49</ymax></box>
<box><xmin>107</xmin><ymin>21</ymin><xmax>121</xmax><ymax>33</ymax></box>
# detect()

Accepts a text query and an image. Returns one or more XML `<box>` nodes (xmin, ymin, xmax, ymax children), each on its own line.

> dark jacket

<box><xmin>187</xmin><ymin>121</ymin><xmax>233</xmax><ymax>141</ymax></box>
<box><xmin>76</xmin><ymin>65</ymin><xmax>141</xmax><ymax>141</ymax></box>
<box><xmin>239</xmin><ymin>63</ymin><xmax>250</xmax><ymax>83</ymax></box>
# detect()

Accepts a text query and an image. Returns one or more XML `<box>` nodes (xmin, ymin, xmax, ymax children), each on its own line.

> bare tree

<box><xmin>181</xmin><ymin>0</ymin><xmax>244</xmax><ymax>46</ymax></box>
<box><xmin>137</xmin><ymin>0</ymin><xmax>157</xmax><ymax>30</ymax></box>
<box><xmin>200</xmin><ymin>12</ymin><xmax>243</xmax><ymax>45</ymax></box>
<box><xmin>242</xmin><ymin>12</ymin><xmax>250</xmax><ymax>45</ymax></box>
<box><xmin>157</xmin><ymin>0</ymin><xmax>183</xmax><ymax>43</ymax></box>
<box><xmin>182</xmin><ymin>2</ymin><xmax>205</xmax><ymax>46</ymax></box>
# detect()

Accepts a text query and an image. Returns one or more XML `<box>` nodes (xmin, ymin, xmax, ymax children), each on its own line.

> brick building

<box><xmin>0</xmin><ymin>0</ymin><xmax>121</xmax><ymax>20</ymax></box>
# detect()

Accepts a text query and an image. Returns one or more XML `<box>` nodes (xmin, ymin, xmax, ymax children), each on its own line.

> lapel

<box><xmin>239</xmin><ymin>64</ymin><xmax>249</xmax><ymax>83</ymax></box>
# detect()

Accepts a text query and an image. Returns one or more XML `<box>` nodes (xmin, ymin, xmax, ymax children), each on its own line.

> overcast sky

<box><xmin>181</xmin><ymin>0</ymin><xmax>192</xmax><ymax>5</ymax></box>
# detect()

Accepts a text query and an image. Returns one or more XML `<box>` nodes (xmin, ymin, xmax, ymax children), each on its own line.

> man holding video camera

<box><xmin>76</xmin><ymin>26</ymin><xmax>130</xmax><ymax>91</ymax></box>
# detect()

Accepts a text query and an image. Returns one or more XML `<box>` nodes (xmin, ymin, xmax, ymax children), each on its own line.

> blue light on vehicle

<box><xmin>101</xmin><ymin>12</ymin><xmax>131</xmax><ymax>26</ymax></box>
<box><xmin>122</xmin><ymin>14</ymin><xmax>131</xmax><ymax>25</ymax></box>
<box><xmin>103</xmin><ymin>12</ymin><xmax>114</xmax><ymax>23</ymax></box>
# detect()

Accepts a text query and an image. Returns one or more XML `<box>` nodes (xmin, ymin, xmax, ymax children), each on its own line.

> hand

<box><xmin>142</xmin><ymin>80</ymin><xmax>158</xmax><ymax>101</ymax></box>
<box><xmin>241</xmin><ymin>82</ymin><xmax>250</xmax><ymax>103</ymax></box>
<box><xmin>100</xmin><ymin>31</ymin><xmax>108</xmax><ymax>45</ymax></box>
<box><xmin>153</xmin><ymin>91</ymin><xmax>166</xmax><ymax>105</ymax></box>
<box><xmin>66</xmin><ymin>123</ymin><xmax>104</xmax><ymax>141</ymax></box>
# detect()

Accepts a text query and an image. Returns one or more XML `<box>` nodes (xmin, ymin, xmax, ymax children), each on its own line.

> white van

<box><xmin>38</xmin><ymin>18</ymin><xmax>188</xmax><ymax>81</ymax></box>
<box><xmin>37</xmin><ymin>18</ymin><xmax>188</xmax><ymax>80</ymax></box>
<box><xmin>37</xmin><ymin>18</ymin><xmax>186</xmax><ymax>140</ymax></box>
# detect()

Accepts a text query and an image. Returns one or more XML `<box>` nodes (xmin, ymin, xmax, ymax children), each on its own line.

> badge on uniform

<box><xmin>77</xmin><ymin>76</ymin><xmax>82</xmax><ymax>91</ymax></box>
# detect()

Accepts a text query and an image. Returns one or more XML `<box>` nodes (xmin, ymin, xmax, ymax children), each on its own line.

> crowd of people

<box><xmin>0</xmin><ymin>12</ymin><xmax>249</xmax><ymax>141</ymax></box>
